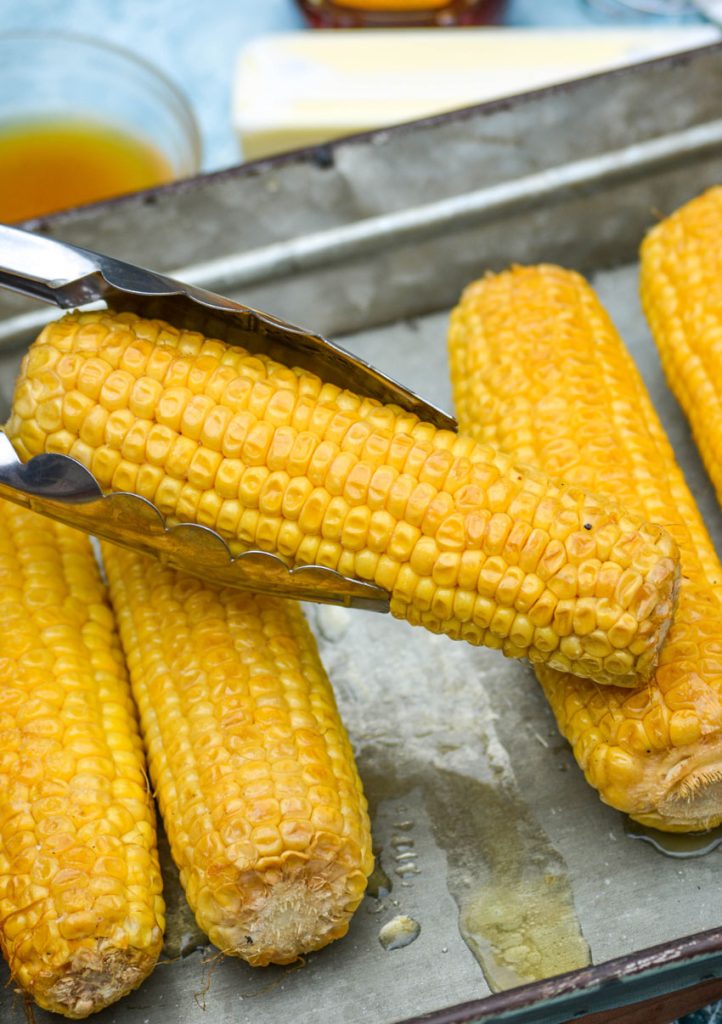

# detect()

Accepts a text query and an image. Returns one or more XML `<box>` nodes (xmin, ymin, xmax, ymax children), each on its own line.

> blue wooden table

<box><xmin>1</xmin><ymin>2</ymin><xmax>718</xmax><ymax>1022</ymax></box>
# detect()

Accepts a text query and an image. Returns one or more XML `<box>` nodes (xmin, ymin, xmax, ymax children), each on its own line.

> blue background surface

<box><xmin>0</xmin><ymin>1</ymin><xmax>718</xmax><ymax>1022</ymax></box>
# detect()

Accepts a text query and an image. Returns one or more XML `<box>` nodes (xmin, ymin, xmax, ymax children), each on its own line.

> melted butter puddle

<box><xmin>459</xmin><ymin>872</ymin><xmax>587</xmax><ymax>990</ymax></box>
<box><xmin>623</xmin><ymin>816</ymin><xmax>722</xmax><ymax>858</ymax></box>
<box><xmin>424</xmin><ymin>769</ymin><xmax>590</xmax><ymax>992</ymax></box>
<box><xmin>379</xmin><ymin>915</ymin><xmax>421</xmax><ymax>950</ymax></box>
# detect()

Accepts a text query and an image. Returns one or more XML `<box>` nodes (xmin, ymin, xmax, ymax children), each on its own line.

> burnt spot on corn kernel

<box><xmin>245</xmin><ymin>936</ymin><xmax>253</xmax><ymax>945</ymax></box>
<box><xmin>584</xmin><ymin>523</ymin><xmax>592</xmax><ymax>531</ymax></box>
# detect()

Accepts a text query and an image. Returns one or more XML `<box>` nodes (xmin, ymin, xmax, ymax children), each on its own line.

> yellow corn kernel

<box><xmin>448</xmin><ymin>262</ymin><xmax>722</xmax><ymax>832</ymax></box>
<box><xmin>640</xmin><ymin>187</ymin><xmax>722</xmax><ymax>511</ymax></box>
<box><xmin>0</xmin><ymin>502</ymin><xmax>164</xmax><ymax>1016</ymax></box>
<box><xmin>5</xmin><ymin>309</ymin><xmax>682</xmax><ymax>687</ymax></box>
<box><xmin>101</xmin><ymin>542</ymin><xmax>372</xmax><ymax>966</ymax></box>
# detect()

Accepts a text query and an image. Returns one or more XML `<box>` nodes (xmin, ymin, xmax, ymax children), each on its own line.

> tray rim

<box><xmin>12</xmin><ymin>40</ymin><xmax>722</xmax><ymax>234</ymax></box>
<box><xmin>398</xmin><ymin>927</ymin><xmax>722</xmax><ymax>1024</ymax></box>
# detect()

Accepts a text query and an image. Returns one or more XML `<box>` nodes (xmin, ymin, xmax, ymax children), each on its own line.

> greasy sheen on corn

<box><xmin>449</xmin><ymin>263</ymin><xmax>722</xmax><ymax>832</ymax></box>
<box><xmin>101</xmin><ymin>542</ymin><xmax>373</xmax><ymax>965</ymax></box>
<box><xmin>0</xmin><ymin>502</ymin><xmax>164</xmax><ymax>1017</ymax></box>
<box><xmin>640</xmin><ymin>186</ymin><xmax>722</xmax><ymax>506</ymax></box>
<box><xmin>6</xmin><ymin>310</ymin><xmax>680</xmax><ymax>688</ymax></box>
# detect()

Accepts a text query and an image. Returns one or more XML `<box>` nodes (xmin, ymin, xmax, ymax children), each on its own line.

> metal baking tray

<box><xmin>3</xmin><ymin>41</ymin><xmax>722</xmax><ymax>1024</ymax></box>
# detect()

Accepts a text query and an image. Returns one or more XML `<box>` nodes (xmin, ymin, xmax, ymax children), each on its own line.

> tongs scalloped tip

<box><xmin>0</xmin><ymin>435</ymin><xmax>390</xmax><ymax>611</ymax></box>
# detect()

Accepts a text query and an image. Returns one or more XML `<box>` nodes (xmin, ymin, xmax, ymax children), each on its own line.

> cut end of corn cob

<box><xmin>4</xmin><ymin>309</ymin><xmax>681</xmax><ymax>687</ymax></box>
<box><xmin>537</xmin><ymin>663</ymin><xmax>722</xmax><ymax>833</ymax></box>
<box><xmin>204</xmin><ymin>848</ymin><xmax>370</xmax><ymax>966</ymax></box>
<box><xmin>449</xmin><ymin>262</ymin><xmax>722</xmax><ymax>832</ymax></box>
<box><xmin>633</xmin><ymin>753</ymin><xmax>722</xmax><ymax>833</ymax></box>
<box><xmin>38</xmin><ymin>946</ymin><xmax>160</xmax><ymax>1019</ymax></box>
<box><xmin>102</xmin><ymin>543</ymin><xmax>372</xmax><ymax>966</ymax></box>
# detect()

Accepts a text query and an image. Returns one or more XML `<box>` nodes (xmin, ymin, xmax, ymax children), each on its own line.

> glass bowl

<box><xmin>0</xmin><ymin>31</ymin><xmax>202</xmax><ymax>222</ymax></box>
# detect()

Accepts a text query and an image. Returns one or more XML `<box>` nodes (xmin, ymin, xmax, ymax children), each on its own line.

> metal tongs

<box><xmin>0</xmin><ymin>224</ymin><xmax>456</xmax><ymax>611</ymax></box>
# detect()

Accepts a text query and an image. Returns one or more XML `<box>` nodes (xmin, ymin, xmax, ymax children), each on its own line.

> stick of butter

<box><xmin>234</xmin><ymin>27</ymin><xmax>718</xmax><ymax>161</ymax></box>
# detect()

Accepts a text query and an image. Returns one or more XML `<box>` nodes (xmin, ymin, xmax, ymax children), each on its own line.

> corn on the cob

<box><xmin>101</xmin><ymin>541</ymin><xmax>372</xmax><ymax>965</ymax></box>
<box><xmin>6</xmin><ymin>310</ymin><xmax>680</xmax><ymax>688</ymax></box>
<box><xmin>448</xmin><ymin>263</ymin><xmax>722</xmax><ymax>832</ymax></box>
<box><xmin>0</xmin><ymin>502</ymin><xmax>164</xmax><ymax>1017</ymax></box>
<box><xmin>640</xmin><ymin>186</ymin><xmax>722</xmax><ymax>505</ymax></box>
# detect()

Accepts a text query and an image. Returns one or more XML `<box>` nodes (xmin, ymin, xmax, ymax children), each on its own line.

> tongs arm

<box><xmin>0</xmin><ymin>224</ymin><xmax>457</xmax><ymax>428</ymax></box>
<box><xmin>0</xmin><ymin>222</ymin><xmax>173</xmax><ymax>308</ymax></box>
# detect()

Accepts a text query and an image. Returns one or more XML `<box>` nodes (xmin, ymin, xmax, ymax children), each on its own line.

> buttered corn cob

<box><xmin>449</xmin><ymin>264</ymin><xmax>722</xmax><ymax>832</ymax></box>
<box><xmin>101</xmin><ymin>543</ymin><xmax>372</xmax><ymax>965</ymax></box>
<box><xmin>6</xmin><ymin>310</ymin><xmax>680</xmax><ymax>688</ymax></box>
<box><xmin>0</xmin><ymin>502</ymin><xmax>164</xmax><ymax>1017</ymax></box>
<box><xmin>640</xmin><ymin>186</ymin><xmax>722</xmax><ymax>506</ymax></box>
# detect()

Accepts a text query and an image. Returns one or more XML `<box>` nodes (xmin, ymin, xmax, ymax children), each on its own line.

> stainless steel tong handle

<box><xmin>0</xmin><ymin>224</ymin><xmax>458</xmax><ymax>609</ymax></box>
<box><xmin>0</xmin><ymin>226</ymin><xmax>106</xmax><ymax>306</ymax></box>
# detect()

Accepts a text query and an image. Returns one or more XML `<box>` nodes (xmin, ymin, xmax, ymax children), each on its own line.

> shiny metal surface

<box><xmin>4</xmin><ymin>271</ymin><xmax>722</xmax><ymax>1024</ymax></box>
<box><xmin>4</xmin><ymin>115</ymin><xmax>722</xmax><ymax>350</ymax></box>
<box><xmin>165</xmin><ymin>117</ymin><xmax>722</xmax><ymax>290</ymax></box>
<box><xmin>2</xmin><ymin>42</ymin><xmax>722</xmax><ymax>1024</ymax></box>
